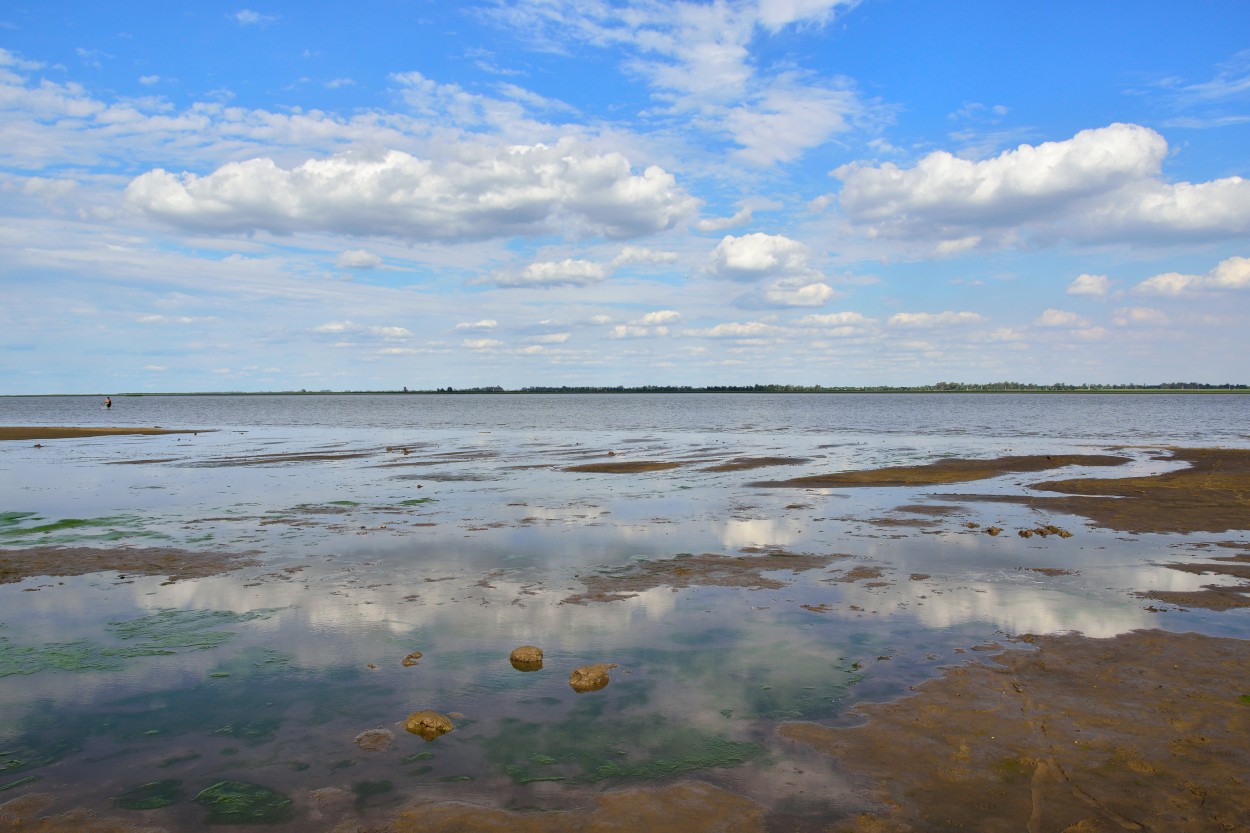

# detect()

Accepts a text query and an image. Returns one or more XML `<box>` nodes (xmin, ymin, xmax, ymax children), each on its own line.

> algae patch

<box><xmin>0</xmin><ymin>608</ymin><xmax>283</xmax><ymax>677</ymax></box>
<box><xmin>194</xmin><ymin>780</ymin><xmax>294</xmax><ymax>824</ymax></box>
<box><xmin>485</xmin><ymin>715</ymin><xmax>765</xmax><ymax>785</ymax></box>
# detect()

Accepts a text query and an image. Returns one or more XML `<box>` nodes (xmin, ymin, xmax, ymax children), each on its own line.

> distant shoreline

<box><xmin>4</xmin><ymin>386</ymin><xmax>1248</xmax><ymax>398</ymax></box>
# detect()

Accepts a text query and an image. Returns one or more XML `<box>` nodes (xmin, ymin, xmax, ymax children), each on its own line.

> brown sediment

<box><xmin>386</xmin><ymin>781</ymin><xmax>765</xmax><ymax>833</ymax></box>
<box><xmin>780</xmin><ymin>629</ymin><xmax>1250</xmax><ymax>832</ymax></box>
<box><xmin>750</xmin><ymin>453</ymin><xmax>1129</xmax><ymax>488</ymax></box>
<box><xmin>563</xmin><ymin>461</ymin><xmax>684</xmax><ymax>473</ymax></box>
<box><xmin>891</xmin><ymin>504</ymin><xmax>966</xmax><ymax>516</ymax></box>
<box><xmin>0</xmin><ymin>793</ymin><xmax>166</xmax><ymax>832</ymax></box>
<box><xmin>827</xmin><ymin>566</ymin><xmax>886</xmax><ymax>583</ymax></box>
<box><xmin>863</xmin><ymin>517</ymin><xmax>941</xmax><ymax>528</ymax></box>
<box><xmin>190</xmin><ymin>450</ymin><xmax>376</xmax><ymax>466</ymax></box>
<box><xmin>1019</xmin><ymin>567</ymin><xmax>1078</xmax><ymax>576</ymax></box>
<box><xmin>1135</xmin><ymin>587</ymin><xmax>1250</xmax><ymax>610</ymax></box>
<box><xmin>0</xmin><ymin>545</ymin><xmax>259</xmax><ymax>584</ymax></box>
<box><xmin>0</xmin><ymin>426</ymin><xmax>204</xmax><ymax>441</ymax></box>
<box><xmin>562</xmin><ymin>551</ymin><xmax>847</xmax><ymax>604</ymax></box>
<box><xmin>947</xmin><ymin>447</ymin><xmax>1250</xmax><ymax>534</ymax></box>
<box><xmin>702</xmin><ymin>456</ymin><xmax>811</xmax><ymax>472</ymax></box>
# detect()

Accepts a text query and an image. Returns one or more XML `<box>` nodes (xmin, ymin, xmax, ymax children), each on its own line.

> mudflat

<box><xmin>781</xmin><ymin>628</ymin><xmax>1250</xmax><ymax>832</ymax></box>
<box><xmin>0</xmin><ymin>427</ymin><xmax>204</xmax><ymax>441</ymax></box>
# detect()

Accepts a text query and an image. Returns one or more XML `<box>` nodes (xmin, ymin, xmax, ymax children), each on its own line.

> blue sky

<box><xmin>2</xmin><ymin>1</ymin><xmax>1249</xmax><ymax>393</ymax></box>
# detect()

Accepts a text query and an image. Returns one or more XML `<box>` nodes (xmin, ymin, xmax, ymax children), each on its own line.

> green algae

<box><xmin>112</xmin><ymin>778</ymin><xmax>184</xmax><ymax>809</ymax></box>
<box><xmin>0</xmin><ymin>609</ymin><xmax>283</xmax><ymax>678</ymax></box>
<box><xmin>328</xmin><ymin>500</ymin><xmax>360</xmax><ymax>506</ymax></box>
<box><xmin>194</xmin><ymin>780</ymin><xmax>294</xmax><ymax>824</ymax></box>
<box><xmin>0</xmin><ymin>775</ymin><xmax>40</xmax><ymax>792</ymax></box>
<box><xmin>399</xmin><ymin>497</ymin><xmax>435</xmax><ymax>505</ymax></box>
<box><xmin>484</xmin><ymin>715</ymin><xmax>766</xmax><ymax>785</ymax></box>
<box><xmin>0</xmin><ymin>513</ymin><xmax>163</xmax><ymax>544</ymax></box>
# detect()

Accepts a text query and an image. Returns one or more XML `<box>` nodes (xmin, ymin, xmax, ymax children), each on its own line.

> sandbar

<box><xmin>949</xmin><ymin>447</ymin><xmax>1250</xmax><ymax>534</ymax></box>
<box><xmin>750</xmin><ymin>453</ymin><xmax>1129</xmax><ymax>488</ymax></box>
<box><xmin>0</xmin><ymin>426</ymin><xmax>205</xmax><ymax>441</ymax></box>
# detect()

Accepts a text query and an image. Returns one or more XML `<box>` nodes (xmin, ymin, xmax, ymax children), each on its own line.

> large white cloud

<box><xmin>833</xmin><ymin>123</ymin><xmax>1250</xmax><ymax>247</ymax></box>
<box><xmin>125</xmin><ymin>140</ymin><xmax>698</xmax><ymax>242</ymax></box>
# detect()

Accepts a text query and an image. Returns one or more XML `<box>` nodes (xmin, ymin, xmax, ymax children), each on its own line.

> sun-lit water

<box><xmin>2</xmin><ymin>393</ymin><xmax>1248</xmax><ymax>828</ymax></box>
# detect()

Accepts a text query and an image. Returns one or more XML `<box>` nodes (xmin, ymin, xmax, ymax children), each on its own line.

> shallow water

<box><xmin>2</xmin><ymin>393</ymin><xmax>1249</xmax><ymax>828</ymax></box>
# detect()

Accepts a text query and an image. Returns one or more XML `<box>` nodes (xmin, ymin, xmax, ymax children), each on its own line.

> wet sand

<box><xmin>781</xmin><ymin>629</ymin><xmax>1250</xmax><ymax>833</ymax></box>
<box><xmin>0</xmin><ymin>546</ymin><xmax>259</xmax><ymax>585</ymax></box>
<box><xmin>0</xmin><ymin>427</ymin><xmax>204</xmax><ymax>441</ymax></box>
<box><xmin>750</xmin><ymin>453</ymin><xmax>1129</xmax><ymax>488</ymax></box>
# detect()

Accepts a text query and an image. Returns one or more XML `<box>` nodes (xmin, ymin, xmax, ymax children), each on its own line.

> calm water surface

<box><xmin>2</xmin><ymin>394</ymin><xmax>1248</xmax><ymax>828</ymax></box>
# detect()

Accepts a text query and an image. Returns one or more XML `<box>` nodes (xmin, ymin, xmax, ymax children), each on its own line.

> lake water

<box><xmin>2</xmin><ymin>393</ymin><xmax>1249</xmax><ymax>828</ymax></box>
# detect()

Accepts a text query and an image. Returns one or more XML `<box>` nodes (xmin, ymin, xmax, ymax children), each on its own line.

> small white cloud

<box><xmin>1035</xmin><ymin>309</ymin><xmax>1087</xmax><ymax>327</ymax></box>
<box><xmin>325</xmin><ymin>78</ymin><xmax>355</xmax><ymax>89</ymax></box>
<box><xmin>932</xmin><ymin>236</ymin><xmax>981</xmax><ymax>256</ymax></box>
<box><xmin>1113</xmin><ymin>306</ymin><xmax>1169</xmax><ymax>326</ymax></box>
<box><xmin>336</xmin><ymin>249</ymin><xmax>382</xmax><ymax>269</ymax></box>
<box><xmin>637</xmin><ymin>310</ymin><xmax>681</xmax><ymax>326</ymax></box>
<box><xmin>138</xmin><ymin>74</ymin><xmax>160</xmax><ymax>86</ymax></box>
<box><xmin>686</xmin><ymin>321</ymin><xmax>776</xmax><ymax>338</ymax></box>
<box><xmin>795</xmin><ymin>311</ymin><xmax>874</xmax><ymax>328</ymax></box>
<box><xmin>496</xmin><ymin>258</ymin><xmax>609</xmax><ymax>288</ymax></box>
<box><xmin>463</xmin><ymin>338</ymin><xmax>504</xmax><ymax>350</ymax></box>
<box><xmin>887</xmin><ymin>311</ymin><xmax>984</xmax><ymax>328</ymax></box>
<box><xmin>233</xmin><ymin>9</ymin><xmax>277</xmax><ymax>26</ymax></box>
<box><xmin>611</xmin><ymin>246</ymin><xmax>679</xmax><ymax>267</ymax></box>
<box><xmin>1067</xmin><ymin>273</ymin><xmax>1110</xmax><ymax>296</ymax></box>
<box><xmin>695</xmin><ymin>206</ymin><xmax>754</xmax><ymax>233</ymax></box>
<box><xmin>704</xmin><ymin>233</ymin><xmax>821</xmax><ymax>283</ymax></box>
<box><xmin>454</xmin><ymin>319</ymin><xmax>498</xmax><ymax>330</ymax></box>
<box><xmin>527</xmin><ymin>332</ymin><xmax>570</xmax><ymax>344</ymax></box>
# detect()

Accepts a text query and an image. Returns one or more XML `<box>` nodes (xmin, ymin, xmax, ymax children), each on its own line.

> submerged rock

<box><xmin>353</xmin><ymin>728</ymin><xmax>394</xmax><ymax>751</ymax></box>
<box><xmin>405</xmin><ymin>710</ymin><xmax>454</xmax><ymax>741</ymax></box>
<box><xmin>569</xmin><ymin>663</ymin><xmax>619</xmax><ymax>693</ymax></box>
<box><xmin>401</xmin><ymin>651</ymin><xmax>423</xmax><ymax>667</ymax></box>
<box><xmin>509</xmin><ymin>645</ymin><xmax>543</xmax><ymax>671</ymax></box>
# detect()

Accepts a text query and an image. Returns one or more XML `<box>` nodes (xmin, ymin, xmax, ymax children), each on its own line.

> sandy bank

<box><xmin>0</xmin><ymin>426</ymin><xmax>204</xmax><ymax>441</ymax></box>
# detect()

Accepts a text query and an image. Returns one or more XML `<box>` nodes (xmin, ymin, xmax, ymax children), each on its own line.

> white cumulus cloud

<box><xmin>126</xmin><ymin>140</ymin><xmax>697</xmax><ymax>242</ymax></box>
<box><xmin>1035</xmin><ymin>309</ymin><xmax>1088</xmax><ymax>327</ymax></box>
<box><xmin>1134</xmin><ymin>255</ymin><xmax>1250</xmax><ymax>295</ymax></box>
<box><xmin>834</xmin><ymin>123</ymin><xmax>1250</xmax><ymax>248</ymax></box>
<box><xmin>1067</xmin><ymin>273</ymin><xmax>1109</xmax><ymax>296</ymax></box>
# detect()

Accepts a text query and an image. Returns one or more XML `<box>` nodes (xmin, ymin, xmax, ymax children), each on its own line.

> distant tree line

<box><xmin>409</xmin><ymin>382</ymin><xmax>1249</xmax><ymax>394</ymax></box>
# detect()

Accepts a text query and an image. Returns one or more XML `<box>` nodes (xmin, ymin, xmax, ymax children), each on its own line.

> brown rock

<box><xmin>570</xmin><ymin>663</ymin><xmax>618</xmax><ymax>693</ymax></box>
<box><xmin>509</xmin><ymin>645</ymin><xmax>543</xmax><ymax>671</ymax></box>
<box><xmin>404</xmin><ymin>710</ymin><xmax>454</xmax><ymax>741</ymax></box>
<box><xmin>401</xmin><ymin>651</ymin><xmax>423</xmax><ymax>667</ymax></box>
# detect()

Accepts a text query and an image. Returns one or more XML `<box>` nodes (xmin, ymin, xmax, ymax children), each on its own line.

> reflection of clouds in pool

<box><xmin>719</xmin><ymin>517</ymin><xmax>805</xmax><ymax>549</ymax></box>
